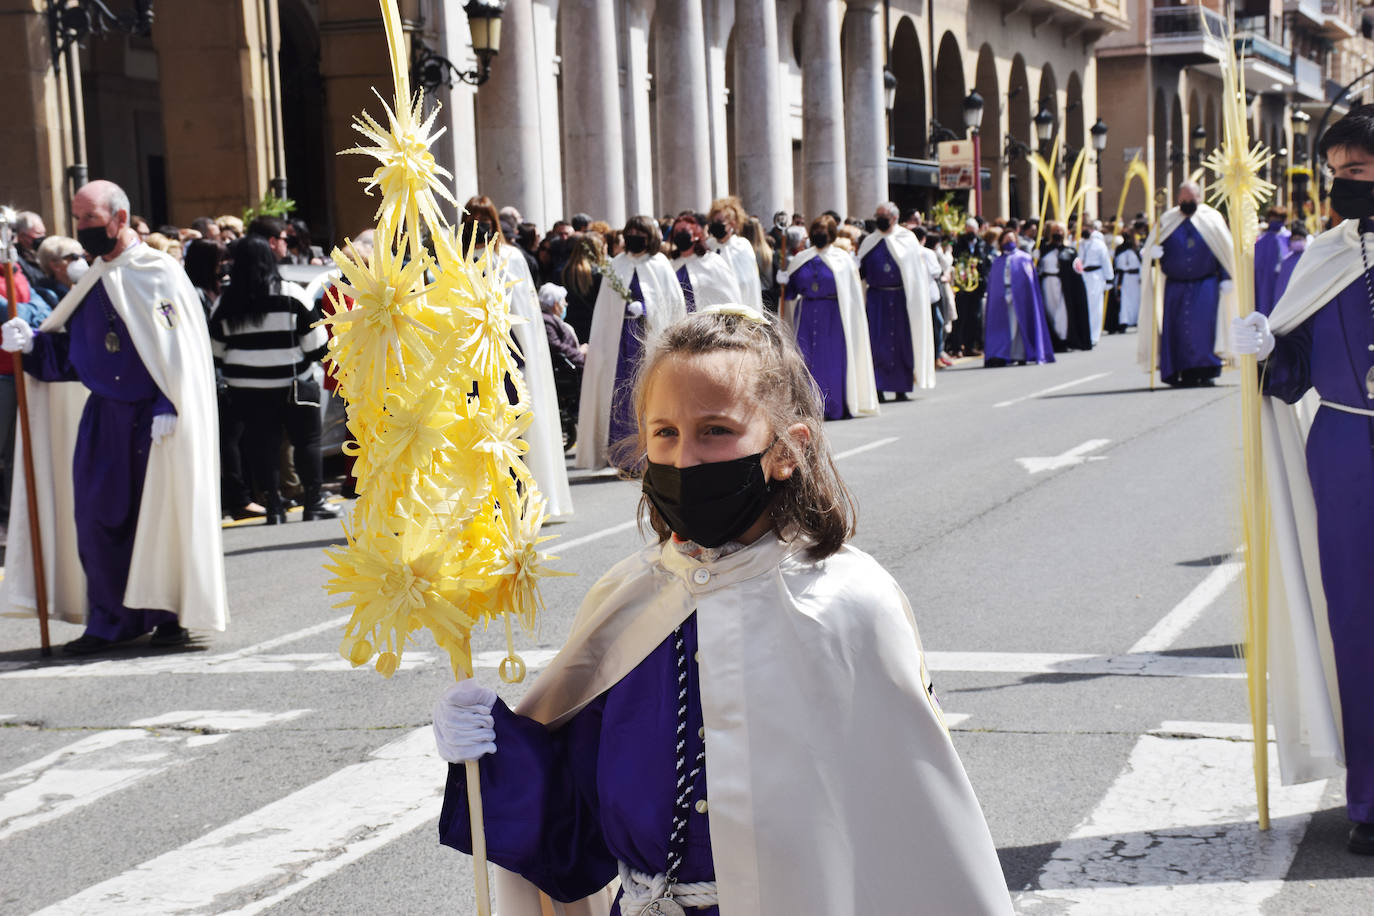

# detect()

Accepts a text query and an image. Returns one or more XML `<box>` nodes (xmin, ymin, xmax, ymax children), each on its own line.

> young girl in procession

<box><xmin>434</xmin><ymin>307</ymin><xmax>1012</xmax><ymax>915</ymax></box>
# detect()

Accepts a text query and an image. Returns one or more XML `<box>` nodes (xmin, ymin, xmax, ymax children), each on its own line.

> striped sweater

<box><xmin>209</xmin><ymin>281</ymin><xmax>327</xmax><ymax>389</ymax></box>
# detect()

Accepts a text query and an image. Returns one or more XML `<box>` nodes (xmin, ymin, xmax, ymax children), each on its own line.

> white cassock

<box><xmin>492</xmin><ymin>533</ymin><xmax>1015</xmax><ymax>916</ymax></box>
<box><xmin>782</xmin><ymin>245</ymin><xmax>879</xmax><ymax>418</ymax></box>
<box><xmin>1</xmin><ymin>244</ymin><xmax>227</xmax><ymax>630</ymax></box>
<box><xmin>1114</xmin><ymin>246</ymin><xmax>1142</xmax><ymax>327</ymax></box>
<box><xmin>855</xmin><ymin>227</ymin><xmax>936</xmax><ymax>389</ymax></box>
<box><xmin>477</xmin><ymin>243</ymin><xmax>574</xmax><ymax>520</ymax></box>
<box><xmin>575</xmin><ymin>251</ymin><xmax>686</xmax><ymax>470</ymax></box>
<box><xmin>710</xmin><ymin>235</ymin><xmax>763</xmax><ymax>310</ymax></box>
<box><xmin>669</xmin><ymin>251</ymin><xmax>746</xmax><ymax>313</ymax></box>
<box><xmin>1078</xmin><ymin>231</ymin><xmax>1114</xmax><ymax>344</ymax></box>
<box><xmin>1038</xmin><ymin>249</ymin><xmax>1069</xmax><ymax>341</ymax></box>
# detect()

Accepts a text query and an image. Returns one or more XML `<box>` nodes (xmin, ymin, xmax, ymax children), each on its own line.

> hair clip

<box><xmin>699</xmin><ymin>304</ymin><xmax>766</xmax><ymax>323</ymax></box>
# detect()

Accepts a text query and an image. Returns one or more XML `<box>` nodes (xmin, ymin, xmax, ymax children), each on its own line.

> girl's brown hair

<box><xmin>629</xmin><ymin>310</ymin><xmax>857</xmax><ymax>559</ymax></box>
<box><xmin>563</xmin><ymin>232</ymin><xmax>605</xmax><ymax>298</ymax></box>
<box><xmin>808</xmin><ymin>214</ymin><xmax>838</xmax><ymax>247</ymax></box>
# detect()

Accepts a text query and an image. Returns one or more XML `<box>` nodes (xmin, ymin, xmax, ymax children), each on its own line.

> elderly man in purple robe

<box><xmin>1253</xmin><ymin>206</ymin><xmax>1291</xmax><ymax>315</ymax></box>
<box><xmin>1137</xmin><ymin>181</ymin><xmax>1236</xmax><ymax>387</ymax></box>
<box><xmin>857</xmin><ymin>201</ymin><xmax>935</xmax><ymax>400</ymax></box>
<box><xmin>1</xmin><ymin>179</ymin><xmax>225</xmax><ymax>654</ymax></box>
<box><xmin>1230</xmin><ymin>107</ymin><xmax>1374</xmax><ymax>857</ymax></box>
<box><xmin>984</xmin><ymin>230</ymin><xmax>1055</xmax><ymax>367</ymax></box>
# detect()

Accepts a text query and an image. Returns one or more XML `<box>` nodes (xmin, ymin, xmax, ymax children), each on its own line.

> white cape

<box><xmin>481</xmin><ymin>244</ymin><xmax>573</xmax><ymax>520</ymax></box>
<box><xmin>1</xmin><ymin>244</ymin><xmax>227</xmax><ymax>631</ymax></box>
<box><xmin>1114</xmin><ymin>247</ymin><xmax>1142</xmax><ymax>326</ymax></box>
<box><xmin>669</xmin><ymin>251</ymin><xmax>745</xmax><ymax>313</ymax></box>
<box><xmin>856</xmin><ymin>227</ymin><xmax>935</xmax><ymax>390</ymax></box>
<box><xmin>1137</xmin><ymin>204</ymin><xmax>1238</xmax><ymax>373</ymax></box>
<box><xmin>574</xmin><ymin>252</ymin><xmax>686</xmax><ymax>470</ymax></box>
<box><xmin>784</xmin><ymin>246</ymin><xmax>879</xmax><ymax>417</ymax></box>
<box><xmin>1038</xmin><ymin>249</ymin><xmax>1069</xmax><ymax>341</ymax></box>
<box><xmin>492</xmin><ymin>534</ymin><xmax>1013</xmax><ymax>915</ymax></box>
<box><xmin>1078</xmin><ymin>232</ymin><xmax>1114</xmax><ymax>344</ymax></box>
<box><xmin>715</xmin><ymin>235</ymin><xmax>763</xmax><ymax>310</ymax></box>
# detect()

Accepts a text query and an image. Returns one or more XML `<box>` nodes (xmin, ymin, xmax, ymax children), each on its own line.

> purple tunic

<box><xmin>26</xmin><ymin>279</ymin><xmax>178</xmax><ymax>641</ymax></box>
<box><xmin>786</xmin><ymin>255</ymin><xmax>848</xmax><ymax>420</ymax></box>
<box><xmin>983</xmin><ymin>250</ymin><xmax>1055</xmax><ymax>365</ymax></box>
<box><xmin>1253</xmin><ymin>223</ymin><xmax>1290</xmax><ymax>316</ymax></box>
<box><xmin>675</xmin><ymin>264</ymin><xmax>697</xmax><ymax>313</ymax></box>
<box><xmin>1270</xmin><ymin>248</ymin><xmax>1303</xmax><ymax>312</ymax></box>
<box><xmin>607</xmin><ymin>271</ymin><xmax>646</xmax><ymax>467</ymax></box>
<box><xmin>860</xmin><ymin>240</ymin><xmax>915</xmax><ymax>392</ymax></box>
<box><xmin>440</xmin><ymin>614</ymin><xmax>717</xmax><ymax>913</ymax></box>
<box><xmin>1158</xmin><ymin>220</ymin><xmax>1227</xmax><ymax>384</ymax></box>
<box><xmin>1264</xmin><ymin>272</ymin><xmax>1374</xmax><ymax>824</ymax></box>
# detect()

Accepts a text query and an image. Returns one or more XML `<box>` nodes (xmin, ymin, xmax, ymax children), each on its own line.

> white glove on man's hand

<box><xmin>1230</xmin><ymin>312</ymin><xmax>1275</xmax><ymax>359</ymax></box>
<box><xmin>775</xmin><ymin>269</ymin><xmax>791</xmax><ymax>286</ymax></box>
<box><xmin>1220</xmin><ymin>279</ymin><xmax>1235</xmax><ymax>294</ymax></box>
<box><xmin>625</xmin><ymin>300</ymin><xmax>646</xmax><ymax>319</ymax></box>
<box><xmin>433</xmin><ymin>679</ymin><xmax>498</xmax><ymax>764</ymax></box>
<box><xmin>2</xmin><ymin>317</ymin><xmax>34</xmax><ymax>354</ymax></box>
<box><xmin>1150</xmin><ymin>245</ymin><xmax>1165</xmax><ymax>260</ymax></box>
<box><xmin>151</xmin><ymin>414</ymin><xmax>177</xmax><ymax>444</ymax></box>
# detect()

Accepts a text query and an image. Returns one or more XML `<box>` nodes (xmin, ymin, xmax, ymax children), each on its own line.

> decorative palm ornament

<box><xmin>320</xmin><ymin>1</ymin><xmax>556</xmax><ymax>908</ymax></box>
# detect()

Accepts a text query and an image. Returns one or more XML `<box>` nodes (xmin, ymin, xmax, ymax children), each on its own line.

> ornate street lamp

<box><xmin>1190</xmin><ymin>124</ymin><xmax>1208</xmax><ymax>167</ymax></box>
<box><xmin>1033</xmin><ymin>106</ymin><xmax>1055</xmax><ymax>145</ymax></box>
<box><xmin>1090</xmin><ymin>118</ymin><xmax>1109</xmax><ymax>153</ymax></box>
<box><xmin>413</xmin><ymin>0</ymin><xmax>507</xmax><ymax>91</ymax></box>
<box><xmin>963</xmin><ymin>91</ymin><xmax>985</xmax><ymax>217</ymax></box>
<box><xmin>883</xmin><ymin>67</ymin><xmax>897</xmax><ymax>157</ymax></box>
<box><xmin>1292</xmin><ymin>108</ymin><xmax>1311</xmax><ymax>163</ymax></box>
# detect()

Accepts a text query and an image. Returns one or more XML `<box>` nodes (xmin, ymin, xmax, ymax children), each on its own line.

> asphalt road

<box><xmin>2</xmin><ymin>331</ymin><xmax>1372</xmax><ymax>915</ymax></box>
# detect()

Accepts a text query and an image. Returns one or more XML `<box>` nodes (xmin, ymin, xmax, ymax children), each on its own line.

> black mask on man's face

<box><xmin>1330</xmin><ymin>176</ymin><xmax>1374</xmax><ymax>221</ymax></box>
<box><xmin>874</xmin><ymin>215</ymin><xmax>893</xmax><ymax>232</ymax></box>
<box><xmin>1179</xmin><ymin>200</ymin><xmax>1198</xmax><ymax>216</ymax></box>
<box><xmin>77</xmin><ymin>219</ymin><xmax>118</xmax><ymax>258</ymax></box>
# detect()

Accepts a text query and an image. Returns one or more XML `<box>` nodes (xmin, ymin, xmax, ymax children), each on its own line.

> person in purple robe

<box><xmin>432</xmin><ymin>310</ymin><xmax>1012</xmax><ymax>914</ymax></box>
<box><xmin>784</xmin><ymin>216</ymin><xmax>851</xmax><ymax>420</ymax></box>
<box><xmin>1230</xmin><ymin>111</ymin><xmax>1374</xmax><ymax>857</ymax></box>
<box><xmin>1253</xmin><ymin>206</ymin><xmax>1291</xmax><ymax>316</ymax></box>
<box><xmin>1154</xmin><ymin>187</ymin><xmax>1231</xmax><ymax>387</ymax></box>
<box><xmin>1270</xmin><ymin>223</ymin><xmax>1307</xmax><ymax>309</ymax></box>
<box><xmin>859</xmin><ymin>202</ymin><xmax>915</xmax><ymax>399</ymax></box>
<box><xmin>984</xmin><ymin>230</ymin><xmax>1055</xmax><ymax>367</ymax></box>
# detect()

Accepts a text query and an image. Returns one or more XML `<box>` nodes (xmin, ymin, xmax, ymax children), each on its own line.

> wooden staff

<box><xmin>2</xmin><ymin>255</ymin><xmax>50</xmax><ymax>656</ymax></box>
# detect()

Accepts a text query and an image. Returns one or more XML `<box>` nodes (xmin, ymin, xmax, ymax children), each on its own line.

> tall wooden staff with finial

<box><xmin>0</xmin><ymin>208</ymin><xmax>51</xmax><ymax>657</ymax></box>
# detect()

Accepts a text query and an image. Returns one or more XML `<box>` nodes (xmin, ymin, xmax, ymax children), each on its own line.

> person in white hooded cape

<box><xmin>1077</xmin><ymin>222</ymin><xmax>1114</xmax><ymax>345</ymax></box>
<box><xmin>1</xmin><ymin>181</ymin><xmax>226</xmax><ymax>646</ymax></box>
<box><xmin>667</xmin><ymin>217</ymin><xmax>746</xmax><ymax>314</ymax></box>
<box><xmin>575</xmin><ymin>220</ymin><xmax>686</xmax><ymax>470</ymax></box>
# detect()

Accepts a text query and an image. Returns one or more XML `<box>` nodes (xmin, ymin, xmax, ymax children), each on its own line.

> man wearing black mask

<box><xmin>1229</xmin><ymin>105</ymin><xmax>1374</xmax><ymax>859</ymax></box>
<box><xmin>949</xmin><ymin>218</ymin><xmax>990</xmax><ymax>357</ymax></box>
<box><xmin>1136</xmin><ymin>180</ymin><xmax>1235</xmax><ymax>387</ymax></box>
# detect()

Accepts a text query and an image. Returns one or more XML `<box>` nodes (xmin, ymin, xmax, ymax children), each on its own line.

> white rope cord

<box><xmin>617</xmin><ymin>862</ymin><xmax>719</xmax><ymax>915</ymax></box>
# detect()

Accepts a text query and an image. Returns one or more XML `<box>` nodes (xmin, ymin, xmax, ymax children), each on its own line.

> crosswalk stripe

<box><xmin>0</xmin><ymin>651</ymin><xmax>434</xmax><ymax>680</ymax></box>
<box><xmin>0</xmin><ymin>710</ymin><xmax>307</xmax><ymax>842</ymax></box>
<box><xmin>1015</xmin><ymin>719</ymin><xmax>1326</xmax><ymax>913</ymax></box>
<box><xmin>32</xmin><ymin>727</ymin><xmax>441</xmax><ymax>916</ymax></box>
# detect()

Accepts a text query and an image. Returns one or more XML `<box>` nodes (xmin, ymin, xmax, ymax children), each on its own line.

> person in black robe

<box><xmin>1038</xmin><ymin>228</ymin><xmax>1092</xmax><ymax>351</ymax></box>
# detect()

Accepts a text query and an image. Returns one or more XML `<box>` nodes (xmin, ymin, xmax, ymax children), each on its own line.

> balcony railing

<box><xmin>1295</xmin><ymin>55</ymin><xmax>1324</xmax><ymax>99</ymax></box>
<box><xmin>1235</xmin><ymin>30</ymin><xmax>1292</xmax><ymax>70</ymax></box>
<box><xmin>1152</xmin><ymin>4</ymin><xmax>1227</xmax><ymax>39</ymax></box>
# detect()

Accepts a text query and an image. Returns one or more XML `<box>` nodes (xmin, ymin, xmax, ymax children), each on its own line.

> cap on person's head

<box><xmin>570</xmin><ymin>213</ymin><xmax>592</xmax><ymax>231</ymax></box>
<box><xmin>538</xmin><ymin>282</ymin><xmax>568</xmax><ymax>311</ymax></box>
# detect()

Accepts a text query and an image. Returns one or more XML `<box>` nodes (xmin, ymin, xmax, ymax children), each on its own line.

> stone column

<box><xmin>801</xmin><ymin>0</ymin><xmax>846</xmax><ymax>217</ymax></box>
<box><xmin>842</xmin><ymin>0</ymin><xmax>887</xmax><ymax>215</ymax></box>
<box><xmin>622</xmin><ymin>0</ymin><xmax>655</xmax><ymax>216</ymax></box>
<box><xmin>733</xmin><ymin>0</ymin><xmax>787</xmax><ymax>218</ymax></box>
<box><xmin>560</xmin><ymin>0</ymin><xmax>626</xmax><ymax>224</ymax></box>
<box><xmin>530</xmin><ymin>0</ymin><xmax>564</xmax><ymax>227</ymax></box>
<box><xmin>654</xmin><ymin>0</ymin><xmax>712</xmax><ymax>214</ymax></box>
<box><xmin>475</xmin><ymin>0</ymin><xmax>548</xmax><ymax>227</ymax></box>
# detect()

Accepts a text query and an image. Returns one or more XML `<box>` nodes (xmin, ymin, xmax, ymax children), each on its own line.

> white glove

<box><xmin>1230</xmin><ymin>312</ymin><xmax>1275</xmax><ymax>359</ymax></box>
<box><xmin>2</xmin><ymin>317</ymin><xmax>33</xmax><ymax>354</ymax></box>
<box><xmin>1219</xmin><ymin>279</ymin><xmax>1235</xmax><ymax>294</ymax></box>
<box><xmin>625</xmin><ymin>300</ymin><xmax>645</xmax><ymax>319</ymax></box>
<box><xmin>432</xmin><ymin>679</ymin><xmax>498</xmax><ymax>763</ymax></box>
<box><xmin>151</xmin><ymin>413</ymin><xmax>177</xmax><ymax>444</ymax></box>
<box><xmin>1150</xmin><ymin>245</ymin><xmax>1165</xmax><ymax>260</ymax></box>
<box><xmin>776</xmin><ymin>269</ymin><xmax>791</xmax><ymax>286</ymax></box>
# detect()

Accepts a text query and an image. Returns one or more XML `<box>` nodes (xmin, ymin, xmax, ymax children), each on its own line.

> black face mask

<box><xmin>874</xmin><ymin>215</ymin><xmax>893</xmax><ymax>232</ymax></box>
<box><xmin>624</xmin><ymin>234</ymin><xmax>649</xmax><ymax>254</ymax></box>
<box><xmin>708</xmin><ymin>220</ymin><xmax>728</xmax><ymax>240</ymax></box>
<box><xmin>671</xmin><ymin>229</ymin><xmax>695</xmax><ymax>252</ymax></box>
<box><xmin>809</xmin><ymin>230</ymin><xmax>830</xmax><ymax>249</ymax></box>
<box><xmin>78</xmin><ymin>222</ymin><xmax>118</xmax><ymax>258</ymax></box>
<box><xmin>1179</xmin><ymin>200</ymin><xmax>1198</xmax><ymax>216</ymax></box>
<box><xmin>1330</xmin><ymin>177</ymin><xmax>1374</xmax><ymax>221</ymax></box>
<box><xmin>1051</xmin><ymin>234</ymin><xmax>1064</xmax><ymax>246</ymax></box>
<box><xmin>642</xmin><ymin>447</ymin><xmax>776</xmax><ymax>549</ymax></box>
<box><xmin>463</xmin><ymin>220</ymin><xmax>493</xmax><ymax>248</ymax></box>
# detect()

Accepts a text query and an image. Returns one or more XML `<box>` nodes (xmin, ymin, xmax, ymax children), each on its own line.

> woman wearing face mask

<box><xmin>669</xmin><ymin>217</ymin><xmax>745</xmax><ymax>314</ymax></box>
<box><xmin>576</xmin><ymin>214</ymin><xmax>686</xmax><ymax>470</ymax></box>
<box><xmin>705</xmin><ymin>196</ymin><xmax>764</xmax><ymax>309</ymax></box>
<box><xmin>460</xmin><ymin>195</ymin><xmax>573</xmax><ymax>520</ymax></box>
<box><xmin>1111</xmin><ymin>230</ymin><xmax>1143</xmax><ymax>331</ymax></box>
<box><xmin>34</xmin><ymin>235</ymin><xmax>86</xmax><ymax>303</ymax></box>
<box><xmin>779</xmin><ymin>215</ymin><xmax>879</xmax><ymax>420</ymax></box>
<box><xmin>984</xmin><ymin>230</ymin><xmax>1055</xmax><ymax>367</ymax></box>
<box><xmin>1272</xmin><ymin>222</ymin><xmax>1307</xmax><ymax>304</ymax></box>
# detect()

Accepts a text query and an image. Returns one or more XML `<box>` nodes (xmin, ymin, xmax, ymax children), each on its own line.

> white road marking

<box><xmin>0</xmin><ymin>710</ymin><xmax>307</xmax><ymax>842</ymax></box>
<box><xmin>32</xmin><ymin>727</ymin><xmax>443</xmax><ymax>916</ymax></box>
<box><xmin>0</xmin><ymin>652</ymin><xmax>435</xmax><ymax>680</ymax></box>
<box><xmin>473</xmin><ymin>648</ymin><xmax>561</xmax><ymax>671</ymax></box>
<box><xmin>925</xmin><ymin>650</ymin><xmax>1243</xmax><ymax>679</ymax></box>
<box><xmin>943</xmin><ymin>713</ymin><xmax>971</xmax><ymax>728</ymax></box>
<box><xmin>1015</xmin><ymin>720</ymin><xmax>1326</xmax><ymax>914</ymax></box>
<box><xmin>551</xmin><ymin>519</ymin><xmax>639</xmax><ymax>553</ymax></box>
<box><xmin>994</xmin><ymin>372</ymin><xmax>1111</xmax><ymax>408</ymax></box>
<box><xmin>833</xmin><ymin>436</ymin><xmax>899</xmax><ymax>461</ymax></box>
<box><xmin>1016</xmin><ymin>439</ymin><xmax>1112</xmax><ymax>474</ymax></box>
<box><xmin>1129</xmin><ymin>559</ymin><xmax>1244</xmax><ymax>654</ymax></box>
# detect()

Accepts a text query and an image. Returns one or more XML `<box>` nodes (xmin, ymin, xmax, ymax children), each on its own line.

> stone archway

<box><xmin>933</xmin><ymin>32</ymin><xmax>965</xmax><ymax>151</ymax></box>
<box><xmin>279</xmin><ymin>0</ymin><xmax>331</xmax><ymax>241</ymax></box>
<box><xmin>1171</xmin><ymin>94</ymin><xmax>1184</xmax><ymax>192</ymax></box>
<box><xmin>1154</xmin><ymin>87</ymin><xmax>1169</xmax><ymax>204</ymax></box>
<box><xmin>1008</xmin><ymin>54</ymin><xmax>1031</xmax><ymax>219</ymax></box>
<box><xmin>974</xmin><ymin>44</ymin><xmax>1000</xmax><ymax>218</ymax></box>
<box><xmin>890</xmin><ymin>17</ymin><xmax>926</xmax><ymax>161</ymax></box>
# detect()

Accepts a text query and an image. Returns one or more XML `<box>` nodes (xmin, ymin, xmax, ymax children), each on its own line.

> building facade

<box><xmin>4</xmin><ymin>0</ymin><xmax>1127</xmax><ymax>244</ymax></box>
